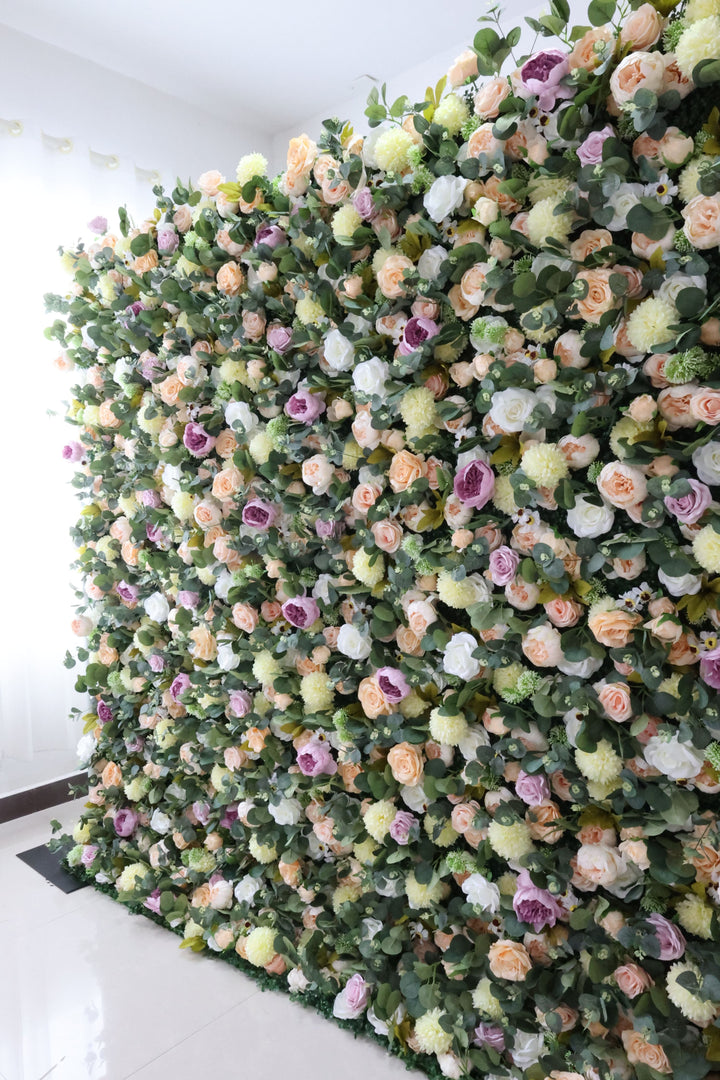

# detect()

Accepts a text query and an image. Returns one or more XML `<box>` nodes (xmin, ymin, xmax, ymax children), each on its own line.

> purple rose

<box><xmin>398</xmin><ymin>316</ymin><xmax>439</xmax><ymax>356</ymax></box>
<box><xmin>228</xmin><ymin>690</ymin><xmax>252</xmax><ymax>718</ymax></box>
<box><xmin>62</xmin><ymin>441</ymin><xmax>84</xmax><ymax>462</ymax></box>
<box><xmin>157</xmin><ymin>224</ymin><xmax>179</xmax><ymax>254</ymax></box>
<box><xmin>114</xmin><ymin>808</ymin><xmax>139</xmax><ymax>837</ymax></box>
<box><xmin>454</xmin><ymin>459</ymin><xmax>495</xmax><ymax>509</ymax></box>
<box><xmin>242</xmin><ymin>498</ymin><xmax>278</xmax><ymax>530</ymax></box>
<box><xmin>390</xmin><ymin>810</ymin><xmax>416</xmax><ymax>845</ymax></box>
<box><xmin>647</xmin><ymin>913</ymin><xmax>686</xmax><ymax>960</ymax></box>
<box><xmin>125</xmin><ymin>735</ymin><xmax>144</xmax><ymax>752</ymax></box>
<box><xmin>97</xmin><ymin>700</ymin><xmax>113</xmax><ymax>725</ymax></box>
<box><xmin>315</xmin><ymin>518</ymin><xmax>343</xmax><ymax>539</ymax></box>
<box><xmin>81</xmin><ymin>844</ymin><xmax>99</xmax><ymax>868</ymax></box>
<box><xmin>88</xmin><ymin>215</ymin><xmax>108</xmax><ymax>234</ymax></box>
<box><xmin>146</xmin><ymin>523</ymin><xmax>166</xmax><ymax>544</ymax></box>
<box><xmin>577</xmin><ymin>124</ymin><xmax>616</xmax><ymax>167</ymax></box>
<box><xmin>352</xmin><ymin>187</ymin><xmax>378</xmax><ymax>221</ymax></box>
<box><xmin>267</xmin><ymin>325</ymin><xmax>293</xmax><ymax>354</ymax></box>
<box><xmin>515</xmin><ymin>769</ymin><xmax>551</xmax><ymax>806</ymax></box>
<box><xmin>665</xmin><ymin>478</ymin><xmax>712</xmax><ymax>524</ymax></box>
<box><xmin>297</xmin><ymin>737</ymin><xmax>337</xmax><ymax>777</ymax></box>
<box><xmin>333</xmin><ymin>973</ymin><xmax>370</xmax><ymax>1019</ymax></box>
<box><xmin>193</xmin><ymin>801</ymin><xmax>211</xmax><ymax>825</ymax></box>
<box><xmin>140</xmin><ymin>353</ymin><xmax>164</xmax><ymax>380</ymax></box>
<box><xmin>520</xmin><ymin>49</ymin><xmax>574</xmax><ymax>111</ymax></box>
<box><xmin>700</xmin><ymin>645</ymin><xmax>720</xmax><ymax>691</ymax></box>
<box><xmin>285</xmin><ymin>389</ymin><xmax>326</xmax><ymax>423</ymax></box>
<box><xmin>376</xmin><ymin>666</ymin><xmax>411</xmax><ymax>702</ymax></box>
<box><xmin>170</xmin><ymin>673</ymin><xmax>191</xmax><ymax>701</ymax></box>
<box><xmin>183</xmin><ymin>422</ymin><xmax>216</xmax><ymax>457</ymax></box>
<box><xmin>282</xmin><ymin>596</ymin><xmax>321</xmax><ymax>628</ymax></box>
<box><xmin>488</xmin><ymin>545</ymin><xmax>520</xmax><ymax>586</ymax></box>
<box><xmin>138</xmin><ymin>489</ymin><xmax>162</xmax><ymax>508</ymax></box>
<box><xmin>116</xmin><ymin>580</ymin><xmax>139</xmax><ymax>603</ymax></box>
<box><xmin>255</xmin><ymin>224</ymin><xmax>287</xmax><ymax>249</ymax></box>
<box><xmin>177</xmin><ymin>590</ymin><xmax>200</xmax><ymax>609</ymax></box>
<box><xmin>144</xmin><ymin>887</ymin><xmax>162</xmax><ymax>914</ymax></box>
<box><xmin>125</xmin><ymin>300</ymin><xmax>148</xmax><ymax>318</ymax></box>
<box><xmin>148</xmin><ymin>653</ymin><xmax>165</xmax><ymax>673</ymax></box>
<box><xmin>220</xmin><ymin>804</ymin><xmax>238</xmax><ymax>828</ymax></box>
<box><xmin>473</xmin><ymin>1023</ymin><xmax>505</xmax><ymax>1052</ymax></box>
<box><xmin>512</xmin><ymin>869</ymin><xmax>565</xmax><ymax>932</ymax></box>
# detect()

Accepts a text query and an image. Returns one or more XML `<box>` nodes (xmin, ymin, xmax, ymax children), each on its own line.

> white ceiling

<box><xmin>0</xmin><ymin>0</ymin><xmax>492</xmax><ymax>132</ymax></box>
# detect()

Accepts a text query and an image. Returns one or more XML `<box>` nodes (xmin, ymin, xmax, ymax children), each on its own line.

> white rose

<box><xmin>323</xmin><ymin>329</ymin><xmax>355</xmax><ymax>372</ymax></box>
<box><xmin>417</xmin><ymin>244</ymin><xmax>448</xmax><ymax>280</ymax></box>
<box><xmin>216</xmin><ymin>641</ymin><xmax>240</xmax><ymax>670</ymax></box>
<box><xmin>312</xmin><ymin>573</ymin><xmax>333</xmax><ymax>605</ymax></box>
<box><xmin>401</xmin><ymin>784</ymin><xmax>430</xmax><ymax>813</ymax></box>
<box><xmin>76</xmin><ymin>732</ymin><xmax>96</xmax><ymax>765</ymax></box>
<box><xmin>644</xmin><ymin>734</ymin><xmax>704</xmax><ymax>780</ymax></box>
<box><xmin>693</xmin><ymin>442</ymin><xmax>720</xmax><ymax>485</ymax></box>
<box><xmin>144</xmin><ymin>591</ymin><xmax>170</xmax><ymax>623</ymax></box>
<box><xmin>332</xmin><ymin>978</ymin><xmax>368</xmax><ymax>1020</ymax></box>
<box><xmin>214</xmin><ymin>569</ymin><xmax>234</xmax><ymax>601</ymax></box>
<box><xmin>466</xmin><ymin>573</ymin><xmax>491</xmax><ymax>603</ymax></box>
<box><xmin>567</xmin><ymin>494</ymin><xmax>615</xmax><ymax>538</ymax></box>
<box><xmin>489</xmin><ymin>387</ymin><xmax>537</xmax><ymax>432</ymax></box>
<box><xmin>150</xmin><ymin>809</ymin><xmax>172</xmax><ymax>834</ymax></box>
<box><xmin>658</xmin><ymin>273</ymin><xmax>706</xmax><ymax>307</ymax></box>
<box><xmin>362</xmin><ymin>918</ymin><xmax>385</xmax><ymax>940</ymax></box>
<box><xmin>443</xmin><ymin>632</ymin><xmax>481</xmax><ymax>679</ymax></box>
<box><xmin>444</xmin><ymin>493</ymin><xmax>474</xmax><ymax>526</ymax></box>
<box><xmin>474</xmin><ymin>196</ymin><xmax>499</xmax><ymax>226</ymax></box>
<box><xmin>234</xmin><ymin>874</ymin><xmax>263</xmax><ymax>905</ymax></box>
<box><xmin>438</xmin><ymin>1053</ymin><xmax>463</xmax><ymax>1079</ymax></box>
<box><xmin>511</xmin><ymin>1030</ymin><xmax>546</xmax><ymax>1069</ymax></box>
<box><xmin>458</xmin><ymin>726</ymin><xmax>490</xmax><ymax>761</ymax></box>
<box><xmin>225</xmin><ymin>401</ymin><xmax>259</xmax><ymax>433</ymax></box>
<box><xmin>353</xmin><ymin>356</ymin><xmax>389</xmax><ymax>398</ymax></box>
<box><xmin>557</xmin><ymin>655</ymin><xmax>604</xmax><ymax>678</ymax></box>
<box><xmin>462</xmin><ymin>872</ymin><xmax>500</xmax><ymax>913</ymax></box>
<box><xmin>337</xmin><ymin>623</ymin><xmax>372</xmax><ymax>660</ymax></box>
<box><xmin>456</xmin><ymin>446</ymin><xmax>490</xmax><ymax>470</ymax></box>
<box><xmin>162</xmin><ymin>463</ymin><xmax>182</xmax><ymax>492</ymax></box>
<box><xmin>423</xmin><ymin>174</ymin><xmax>467</xmax><ymax>222</ymax></box>
<box><xmin>607</xmin><ymin>183</ymin><xmax>644</xmax><ymax>231</ymax></box>
<box><xmin>301</xmin><ymin>453</ymin><xmax>334</xmax><ymax>494</ymax></box>
<box><xmin>268</xmin><ymin>797</ymin><xmax>303</xmax><ymax>825</ymax></box>
<box><xmin>576</xmin><ymin>844</ymin><xmax>628</xmax><ymax>887</ymax></box>
<box><xmin>563</xmin><ymin>709</ymin><xmax>583</xmax><ymax>747</ymax></box>
<box><xmin>209</xmin><ymin>880</ymin><xmax>233</xmax><ymax>909</ymax></box>
<box><xmin>287</xmin><ymin>968</ymin><xmax>310</xmax><ymax>993</ymax></box>
<box><xmin>658</xmin><ymin>568</ymin><xmax>703</xmax><ymax>596</ymax></box>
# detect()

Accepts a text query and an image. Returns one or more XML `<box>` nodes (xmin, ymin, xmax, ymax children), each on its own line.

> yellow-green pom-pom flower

<box><xmin>492</xmin><ymin>474</ymin><xmax>519</xmax><ymax>516</ymax></box>
<box><xmin>253</xmin><ymin>649</ymin><xmax>281</xmax><ymax>685</ymax></box>
<box><xmin>626</xmin><ymin>297</ymin><xmax>677</xmax><ymax>353</ymax></box>
<box><xmin>245</xmin><ymin>926</ymin><xmax>277</xmax><ymax>967</ymax></box>
<box><xmin>400</xmin><ymin>386</ymin><xmax>437</xmax><ymax>439</ymax></box>
<box><xmin>248</xmin><ymin>835</ymin><xmax>278</xmax><ymax>864</ymax></box>
<box><xmin>405</xmin><ymin>871</ymin><xmax>445</xmax><ymax>908</ymax></box>
<box><xmin>666</xmin><ymin>961</ymin><xmax>718</xmax><ymax>1024</ymax></box>
<box><xmin>374</xmin><ymin>128</ymin><xmax>415</xmax><ymax>173</ymax></box>
<box><xmin>678</xmin><ymin>160</ymin><xmax>704</xmax><ymax>203</ymax></box>
<box><xmin>295</xmin><ymin>295</ymin><xmax>327</xmax><ymax>326</ymax></box>
<box><xmin>609</xmin><ymin>416</ymin><xmax>655</xmax><ymax>458</ymax></box>
<box><xmin>364</xmin><ymin>799</ymin><xmax>396</xmax><ymax>842</ymax></box>
<box><xmin>527</xmin><ymin>176</ymin><xmax>572</xmax><ymax>205</ymax></box>
<box><xmin>526</xmin><ymin>197</ymin><xmax>573</xmax><ymax>248</ymax></box>
<box><xmin>434</xmin><ymin>94</ymin><xmax>470</xmax><ymax>135</ymax></box>
<box><xmin>300</xmin><ymin>672</ymin><xmax>334</xmax><ymax>712</ymax></box>
<box><xmin>331</xmin><ymin>205</ymin><xmax>362</xmax><ymax>241</ymax></box>
<box><xmin>423</xmin><ymin>811</ymin><xmax>458</xmax><ymax>847</ymax></box>
<box><xmin>414</xmin><ymin>1009</ymin><xmax>454</xmax><ymax>1054</ymax></box>
<box><xmin>117</xmin><ymin>862</ymin><xmax>149</xmax><ymax>892</ymax></box>
<box><xmin>693</xmin><ymin>525</ymin><xmax>720</xmax><ymax>573</ymax></box>
<box><xmin>686</xmin><ymin>0</ymin><xmax>720</xmax><ymax>16</ymax></box>
<box><xmin>676</xmin><ymin>894</ymin><xmax>714</xmax><ymax>939</ymax></box>
<box><xmin>676</xmin><ymin>16</ymin><xmax>720</xmax><ymax>78</ymax></box>
<box><xmin>437</xmin><ymin>570</ymin><xmax>479</xmax><ymax>609</ymax></box>
<box><xmin>575</xmin><ymin>739</ymin><xmax>623</xmax><ymax>784</ymax></box>
<box><xmin>521</xmin><ymin>442</ymin><xmax>569</xmax><ymax>487</ymax></box>
<box><xmin>353</xmin><ymin>838</ymin><xmax>379</xmax><ymax>865</ymax></box>
<box><xmin>472</xmin><ymin>977</ymin><xmax>505</xmax><ymax>1018</ymax></box>
<box><xmin>332</xmin><ymin>883</ymin><xmax>362</xmax><ymax>912</ymax></box>
<box><xmin>487</xmin><ymin>819</ymin><xmax>534</xmax><ymax>860</ymax></box>
<box><xmin>429</xmin><ymin>708</ymin><xmax>469</xmax><ymax>747</ymax></box>
<box><xmin>249</xmin><ymin>431</ymin><xmax>273</xmax><ymax>465</ymax></box>
<box><xmin>236</xmin><ymin>152</ymin><xmax>268</xmax><ymax>186</ymax></box>
<box><xmin>352</xmin><ymin>548</ymin><xmax>385</xmax><ymax>587</ymax></box>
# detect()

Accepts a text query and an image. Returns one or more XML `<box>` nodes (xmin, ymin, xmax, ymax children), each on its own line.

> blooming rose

<box><xmin>283</xmin><ymin>133</ymin><xmax>317</xmax><ymax>196</ymax></box>
<box><xmin>285</xmin><ymin>389</ymin><xmax>326</xmax><ymax>423</ymax></box>
<box><xmin>323</xmin><ymin>329</ymin><xmax>355</xmax><ymax>372</ymax></box>
<box><xmin>462</xmin><ymin>872</ymin><xmax>500</xmax><ymax>912</ymax></box>
<box><xmin>520</xmin><ymin>50</ymin><xmax>574</xmax><ymax>110</ymax></box>
<box><xmin>377</xmin><ymin>253</ymin><xmax>414</xmax><ymax>299</ymax></box>
<box><xmin>577</xmin><ymin>125</ymin><xmax>615</xmax><ymax>167</ymax></box>
<box><xmin>596</xmin><ymin>681</ymin><xmax>633</xmax><ymax>722</ymax></box>
<box><xmin>302</xmin><ymin>454</ymin><xmax>334</xmax><ymax>495</ymax></box>
<box><xmin>682</xmin><ymin>195</ymin><xmax>720</xmax><ymax>250</ymax></box>
<box><xmin>488</xmin><ymin>940</ymin><xmax>532</xmax><ymax>980</ymax></box>
<box><xmin>371</xmin><ymin>519</ymin><xmax>403</xmax><ymax>553</ymax></box>
<box><xmin>574</xmin><ymin>269</ymin><xmax>617</xmax><ymax>323</ymax></box>
<box><xmin>389</xmin><ymin>450</ymin><xmax>425</xmax><ymax>492</ymax></box>
<box><xmin>488</xmin><ymin>545</ymin><xmax>520</xmax><ymax>586</ymax></box>
<box><xmin>522</xmin><ymin>624</ymin><xmax>563</xmax><ymax>667</ymax></box>
<box><xmin>333</xmin><ymin>974</ymin><xmax>370</xmax><ymax>1020</ymax></box>
<box><xmin>647</xmin><ymin>913</ymin><xmax>686</xmax><ymax>959</ymax></box>
<box><xmin>454</xmin><ymin>460</ymin><xmax>495</xmax><ymax>508</ymax></box>
<box><xmin>619</xmin><ymin>4</ymin><xmax>663</xmax><ymax>50</ymax></box>
<box><xmin>515</xmin><ymin>771</ymin><xmax>551</xmax><ymax>806</ymax></box>
<box><xmin>423</xmin><ymin>174</ymin><xmax>467</xmax><ymax>222</ymax></box>
<box><xmin>242</xmin><ymin>499</ymin><xmax>277</xmax><ymax>530</ymax></box>
<box><xmin>621</xmin><ymin>1030</ymin><xmax>672</xmax><ymax>1074</ymax></box>
<box><xmin>512</xmin><ymin>868</ymin><xmax>565</xmax><ymax>931</ymax></box>
<box><xmin>443</xmin><ymin>632</ymin><xmax>482</xmax><ymax>680</ymax></box>
<box><xmin>282</xmin><ymin>597</ymin><xmax>320</xmax><ymax>629</ymax></box>
<box><xmin>297</xmin><ymin>737</ymin><xmax>337</xmax><ymax>776</ymax></box>
<box><xmin>644</xmin><ymin>733</ymin><xmax>704</xmax><ymax>779</ymax></box>
<box><xmin>588</xmin><ymin>608</ymin><xmax>641</xmax><ymax>646</ymax></box>
<box><xmin>358</xmin><ymin>677</ymin><xmax>390</xmax><ymax>718</ymax></box>
<box><xmin>474</xmin><ymin>77</ymin><xmax>511</xmax><ymax>118</ymax></box>
<box><xmin>216</xmin><ymin>261</ymin><xmax>245</xmax><ymax>296</ymax></box>
<box><xmin>387</xmin><ymin>743</ymin><xmax>424</xmax><ymax>786</ymax></box>
<box><xmin>691</xmin><ymin>388</ymin><xmax>720</xmax><ymax>425</ymax></box>
<box><xmin>610</xmin><ymin>51</ymin><xmax>665</xmax><ymax>106</ymax></box>
<box><xmin>336</xmin><ymin>624</ymin><xmax>372</xmax><ymax>660</ymax></box>
<box><xmin>597</xmin><ymin>461</ymin><xmax>647</xmax><ymax>508</ymax></box>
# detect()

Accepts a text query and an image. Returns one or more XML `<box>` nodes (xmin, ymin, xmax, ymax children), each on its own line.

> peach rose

<box><xmin>568</xmin><ymin>26</ymin><xmax>613</xmax><ymax>71</ymax></box>
<box><xmin>460</xmin><ymin>263</ymin><xmax>491</xmax><ymax>305</ymax></box>
<box><xmin>597</xmin><ymin>681</ymin><xmax>633</xmax><ymax>722</ymax></box>
<box><xmin>610</xmin><ymin>51</ymin><xmax>665</xmax><ymax>106</ymax></box>
<box><xmin>194</xmin><ymin>500</ymin><xmax>222</xmax><ymax>529</ymax></box>
<box><xmin>597</xmin><ymin>461</ymin><xmax>647</xmax><ymax>508</ymax></box>
<box><xmin>212</xmin><ymin>465</ymin><xmax>243</xmax><ymax>500</ymax></box>
<box><xmin>101</xmin><ymin>762</ymin><xmax>122</xmax><ymax>788</ymax></box>
<box><xmin>448</xmin><ymin>48</ymin><xmax>480</xmax><ymax>87</ymax></box>
<box><xmin>691</xmin><ymin>388</ymin><xmax>720</xmax><ymax>425</ymax></box>
<box><xmin>388</xmin><ymin>450</ymin><xmax>425</xmax><ymax>492</ymax></box>
<box><xmin>450</xmin><ymin>800</ymin><xmax>481</xmax><ymax>834</ymax></box>
<box><xmin>279</xmin><ymin>858</ymin><xmax>302</xmax><ymax>887</ymax></box>
<box><xmin>468</xmin><ymin>123</ymin><xmax>503</xmax><ymax>159</ymax></box>
<box><xmin>245</xmin><ymin>727</ymin><xmax>267</xmax><ymax>752</ymax></box>
<box><xmin>189</xmin><ymin>625</ymin><xmax>217</xmax><ymax>661</ymax></box>
<box><xmin>522</xmin><ymin>624</ymin><xmax>563</xmax><ymax>667</ymax></box>
<box><xmin>98</xmin><ymin>399</ymin><xmax>121</xmax><ymax>428</ymax></box>
<box><xmin>243</xmin><ymin>310</ymin><xmax>267</xmax><ymax>342</ymax></box>
<box><xmin>574</xmin><ymin>269</ymin><xmax>617</xmax><ymax>324</ymax></box>
<box><xmin>488</xmin><ymin>939</ymin><xmax>532</xmax><ymax>981</ymax></box>
<box><xmin>358</xmin><ymin>677</ymin><xmax>390</xmax><ymax>718</ymax></box>
<box><xmin>619</xmin><ymin>4</ymin><xmax>663</xmax><ymax>50</ymax></box>
<box><xmin>97</xmin><ymin>642</ymin><xmax>118</xmax><ymax>665</ymax></box>
<box><xmin>658</xmin><ymin>385</ymin><xmax>698</xmax><ymax>429</ymax></box>
<box><xmin>663</xmin><ymin>53</ymin><xmax>694</xmax><ymax>98</ymax></box>
<box><xmin>588</xmin><ymin>608</ymin><xmax>642</xmax><ymax>647</ymax></box>
<box><xmin>224</xmin><ymin>746</ymin><xmax>247</xmax><ymax>771</ymax></box>
<box><xmin>387</xmin><ymin>742</ymin><xmax>424</xmax><ymax>786</ymax></box>
<box><xmin>544</xmin><ymin>597</ymin><xmax>582</xmax><ymax>627</ymax></box>
<box><xmin>683</xmin><ymin>194</ymin><xmax>720</xmax><ymax>250</ymax></box>
<box><xmin>352</xmin><ymin>406</ymin><xmax>382</xmax><ymax>449</ymax></box>
<box><xmin>570</xmin><ymin>229</ymin><xmax>612</xmax><ymax>262</ymax></box>
<box><xmin>283</xmin><ymin>133</ymin><xmax>317</xmax><ymax>196</ymax></box>
<box><xmin>376</xmin><ymin>253</ymin><xmax>415</xmax><ymax>299</ymax></box>
<box><xmin>448</xmin><ymin>284</ymin><xmax>479</xmax><ymax>320</ymax></box>
<box><xmin>352</xmin><ymin>480</ymin><xmax>383</xmax><ymax>515</ymax></box>
<box><xmin>231</xmin><ymin>603</ymin><xmax>259</xmax><ymax>633</ymax></box>
<box><xmin>216</xmin><ymin>261</ymin><xmax>245</xmax><ymax>296</ymax></box>
<box><xmin>301</xmin><ymin>454</ymin><xmax>334</xmax><ymax>495</ymax></box>
<box><xmin>621</xmin><ymin>1030</ymin><xmax>671</xmax><ymax>1074</ymax></box>
<box><xmin>526</xmin><ymin>800</ymin><xmax>564</xmax><ymax>843</ymax></box>
<box><xmin>473</xmin><ymin>77</ymin><xmax>511</xmax><ymax>117</ymax></box>
<box><xmin>371</xmin><ymin>518</ymin><xmax>403</xmax><ymax>553</ymax></box>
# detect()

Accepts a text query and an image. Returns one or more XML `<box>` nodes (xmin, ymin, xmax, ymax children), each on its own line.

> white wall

<box><xmin>0</xmin><ymin>24</ymin><xmax>272</xmax><ymax>186</ymax></box>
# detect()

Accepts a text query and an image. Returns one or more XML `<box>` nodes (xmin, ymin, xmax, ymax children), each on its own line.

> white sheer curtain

<box><xmin>0</xmin><ymin>120</ymin><xmax>155</xmax><ymax>792</ymax></box>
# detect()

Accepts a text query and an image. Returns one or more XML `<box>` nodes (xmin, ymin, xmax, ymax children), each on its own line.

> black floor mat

<box><xmin>16</xmin><ymin>843</ymin><xmax>88</xmax><ymax>893</ymax></box>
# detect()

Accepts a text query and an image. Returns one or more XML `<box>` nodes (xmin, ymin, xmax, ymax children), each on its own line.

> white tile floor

<box><xmin>0</xmin><ymin>802</ymin><xmax>421</xmax><ymax>1080</ymax></box>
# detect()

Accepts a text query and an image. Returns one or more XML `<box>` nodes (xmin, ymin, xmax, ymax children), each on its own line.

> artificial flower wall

<box><xmin>49</xmin><ymin>0</ymin><xmax>720</xmax><ymax>1075</ymax></box>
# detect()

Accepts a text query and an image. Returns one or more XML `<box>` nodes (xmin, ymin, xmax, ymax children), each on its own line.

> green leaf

<box><xmin>130</xmin><ymin>233</ymin><xmax>152</xmax><ymax>257</ymax></box>
<box><xmin>694</xmin><ymin>59</ymin><xmax>720</xmax><ymax>86</ymax></box>
<box><xmin>587</xmin><ymin>0</ymin><xmax>616</xmax><ymax>25</ymax></box>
